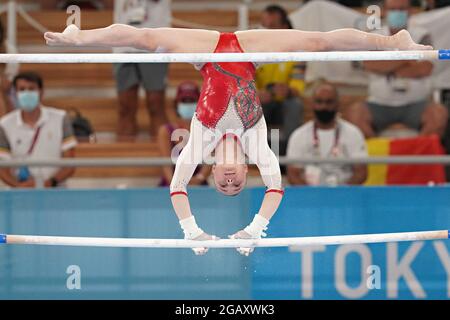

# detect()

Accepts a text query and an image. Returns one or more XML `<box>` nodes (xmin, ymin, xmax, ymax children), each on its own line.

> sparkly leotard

<box><xmin>170</xmin><ymin>33</ymin><xmax>283</xmax><ymax>196</ymax></box>
<box><xmin>196</xmin><ymin>33</ymin><xmax>263</xmax><ymax>131</ymax></box>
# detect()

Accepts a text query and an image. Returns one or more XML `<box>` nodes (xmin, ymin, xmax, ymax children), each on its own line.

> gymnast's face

<box><xmin>213</xmin><ymin>164</ymin><xmax>248</xmax><ymax>196</ymax></box>
<box><xmin>213</xmin><ymin>135</ymin><xmax>247</xmax><ymax>196</ymax></box>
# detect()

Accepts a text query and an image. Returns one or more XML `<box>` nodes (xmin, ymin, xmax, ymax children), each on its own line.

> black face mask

<box><xmin>314</xmin><ymin>110</ymin><xmax>337</xmax><ymax>124</ymax></box>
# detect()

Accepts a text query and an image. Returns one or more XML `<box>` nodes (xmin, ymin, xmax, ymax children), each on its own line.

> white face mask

<box><xmin>177</xmin><ymin>102</ymin><xmax>197</xmax><ymax>119</ymax></box>
<box><xmin>16</xmin><ymin>90</ymin><xmax>40</xmax><ymax>112</ymax></box>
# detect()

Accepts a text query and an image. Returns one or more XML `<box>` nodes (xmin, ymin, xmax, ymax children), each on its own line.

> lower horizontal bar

<box><xmin>1</xmin><ymin>230</ymin><xmax>448</xmax><ymax>248</ymax></box>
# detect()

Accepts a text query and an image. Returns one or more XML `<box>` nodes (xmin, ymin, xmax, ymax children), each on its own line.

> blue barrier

<box><xmin>250</xmin><ymin>186</ymin><xmax>450</xmax><ymax>299</ymax></box>
<box><xmin>0</xmin><ymin>186</ymin><xmax>449</xmax><ymax>299</ymax></box>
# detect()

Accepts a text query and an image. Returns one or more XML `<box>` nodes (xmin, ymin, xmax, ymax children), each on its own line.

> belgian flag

<box><xmin>365</xmin><ymin>135</ymin><xmax>446</xmax><ymax>185</ymax></box>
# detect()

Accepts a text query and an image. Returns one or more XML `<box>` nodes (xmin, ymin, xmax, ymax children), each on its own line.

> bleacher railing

<box><xmin>1</xmin><ymin>156</ymin><xmax>450</xmax><ymax>168</ymax></box>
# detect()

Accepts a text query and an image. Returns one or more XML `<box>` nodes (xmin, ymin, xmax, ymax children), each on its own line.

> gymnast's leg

<box><xmin>44</xmin><ymin>24</ymin><xmax>220</xmax><ymax>54</ymax></box>
<box><xmin>235</xmin><ymin>28</ymin><xmax>432</xmax><ymax>53</ymax></box>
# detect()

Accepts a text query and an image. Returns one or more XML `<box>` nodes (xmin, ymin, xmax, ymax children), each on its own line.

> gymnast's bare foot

<box><xmin>391</xmin><ymin>30</ymin><xmax>433</xmax><ymax>51</ymax></box>
<box><xmin>44</xmin><ymin>24</ymin><xmax>81</xmax><ymax>46</ymax></box>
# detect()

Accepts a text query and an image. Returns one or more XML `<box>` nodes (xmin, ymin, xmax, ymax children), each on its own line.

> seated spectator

<box><xmin>0</xmin><ymin>72</ymin><xmax>77</xmax><ymax>188</ymax></box>
<box><xmin>344</xmin><ymin>0</ymin><xmax>448</xmax><ymax>138</ymax></box>
<box><xmin>287</xmin><ymin>83</ymin><xmax>368</xmax><ymax>186</ymax></box>
<box><xmin>113</xmin><ymin>0</ymin><xmax>171</xmax><ymax>140</ymax></box>
<box><xmin>157</xmin><ymin>81</ymin><xmax>211</xmax><ymax>187</ymax></box>
<box><xmin>256</xmin><ymin>4</ymin><xmax>305</xmax><ymax>152</ymax></box>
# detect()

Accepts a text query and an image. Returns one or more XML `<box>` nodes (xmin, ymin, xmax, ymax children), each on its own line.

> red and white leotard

<box><xmin>196</xmin><ymin>32</ymin><xmax>263</xmax><ymax>130</ymax></box>
<box><xmin>170</xmin><ymin>33</ymin><xmax>283</xmax><ymax>196</ymax></box>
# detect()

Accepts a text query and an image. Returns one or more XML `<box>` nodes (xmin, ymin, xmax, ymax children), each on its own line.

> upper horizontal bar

<box><xmin>1</xmin><ymin>156</ymin><xmax>450</xmax><ymax>168</ymax></box>
<box><xmin>1</xmin><ymin>230</ymin><xmax>448</xmax><ymax>248</ymax></box>
<box><xmin>0</xmin><ymin>50</ymin><xmax>445</xmax><ymax>63</ymax></box>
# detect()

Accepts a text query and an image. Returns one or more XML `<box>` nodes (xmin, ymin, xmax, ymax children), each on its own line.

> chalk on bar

<box><xmin>0</xmin><ymin>234</ymin><xmax>6</xmax><ymax>244</ymax></box>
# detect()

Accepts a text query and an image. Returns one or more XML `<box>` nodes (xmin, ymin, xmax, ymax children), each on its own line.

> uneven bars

<box><xmin>0</xmin><ymin>50</ymin><xmax>449</xmax><ymax>63</ymax></box>
<box><xmin>1</xmin><ymin>230</ymin><xmax>448</xmax><ymax>248</ymax></box>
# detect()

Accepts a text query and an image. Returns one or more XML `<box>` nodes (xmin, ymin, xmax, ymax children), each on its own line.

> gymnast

<box><xmin>44</xmin><ymin>24</ymin><xmax>431</xmax><ymax>256</ymax></box>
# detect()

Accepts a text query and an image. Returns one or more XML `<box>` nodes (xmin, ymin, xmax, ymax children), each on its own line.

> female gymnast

<box><xmin>44</xmin><ymin>25</ymin><xmax>431</xmax><ymax>255</ymax></box>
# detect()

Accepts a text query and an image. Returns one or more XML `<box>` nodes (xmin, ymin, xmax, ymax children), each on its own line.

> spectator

<box><xmin>113</xmin><ymin>0</ymin><xmax>171</xmax><ymax>140</ymax></box>
<box><xmin>344</xmin><ymin>0</ymin><xmax>448</xmax><ymax>138</ymax></box>
<box><xmin>157</xmin><ymin>81</ymin><xmax>211</xmax><ymax>187</ymax></box>
<box><xmin>287</xmin><ymin>83</ymin><xmax>368</xmax><ymax>186</ymax></box>
<box><xmin>0</xmin><ymin>72</ymin><xmax>77</xmax><ymax>188</ymax></box>
<box><xmin>256</xmin><ymin>4</ymin><xmax>305</xmax><ymax>152</ymax></box>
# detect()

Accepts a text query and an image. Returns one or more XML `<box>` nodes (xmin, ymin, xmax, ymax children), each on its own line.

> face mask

<box><xmin>17</xmin><ymin>91</ymin><xmax>40</xmax><ymax>112</ymax></box>
<box><xmin>177</xmin><ymin>102</ymin><xmax>197</xmax><ymax>119</ymax></box>
<box><xmin>314</xmin><ymin>110</ymin><xmax>336</xmax><ymax>124</ymax></box>
<box><xmin>387</xmin><ymin>10</ymin><xmax>408</xmax><ymax>29</ymax></box>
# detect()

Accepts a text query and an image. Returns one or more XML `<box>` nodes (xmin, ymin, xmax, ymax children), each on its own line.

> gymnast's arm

<box><xmin>169</xmin><ymin>136</ymin><xmax>200</xmax><ymax>221</ymax></box>
<box><xmin>168</xmin><ymin>115</ymin><xmax>220</xmax><ymax>244</ymax></box>
<box><xmin>236</xmin><ymin>29</ymin><xmax>433</xmax><ymax>53</ymax></box>
<box><xmin>169</xmin><ymin>112</ymin><xmax>215</xmax><ymax>221</ymax></box>
<box><xmin>244</xmin><ymin>125</ymin><xmax>284</xmax><ymax>223</ymax></box>
<box><xmin>253</xmin><ymin>150</ymin><xmax>284</xmax><ymax>222</ymax></box>
<box><xmin>44</xmin><ymin>24</ymin><xmax>219</xmax><ymax>53</ymax></box>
